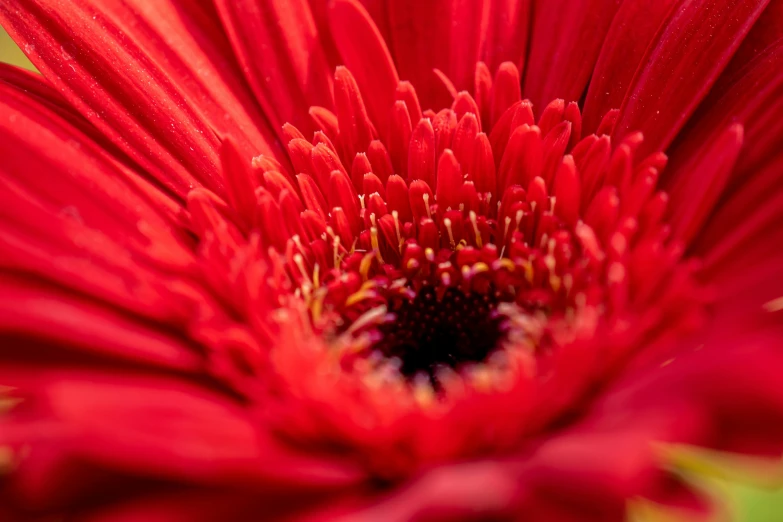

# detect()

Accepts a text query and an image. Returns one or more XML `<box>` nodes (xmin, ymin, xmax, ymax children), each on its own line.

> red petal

<box><xmin>666</xmin><ymin>39</ymin><xmax>783</xmax><ymax>292</ymax></box>
<box><xmin>309</xmin><ymin>106</ymin><xmax>342</xmax><ymax>147</ymax></box>
<box><xmin>513</xmin><ymin>324</ymin><xmax>783</xmax><ymax>518</ymax></box>
<box><xmin>385</xmin><ymin>0</ymin><xmax>484</xmax><ymax>109</ymax></box>
<box><xmin>0</xmin><ymin>63</ymin><xmax>113</xmax><ymax>151</ymax></box>
<box><xmin>442</xmin><ymin>1</ymin><xmax>487</xmax><ymax>96</ymax></box>
<box><xmin>514</xmin><ymin>405</ymin><xmax>701</xmax><ymax>520</ymax></box>
<box><xmin>583</xmin><ymin>186</ymin><xmax>620</xmax><ymax>243</ymax></box>
<box><xmin>334</xmin><ymin>66</ymin><xmax>375</xmax><ymax>163</ymax></box>
<box><xmin>388</xmin><ymin>100</ymin><xmax>413</xmax><ymax>174</ymax></box>
<box><xmin>409</xmin><ymin>180</ymin><xmax>435</xmax><ymax>223</ymax></box>
<box><xmin>1</xmin><ymin>374</ymin><xmax>363</xmax><ymax>491</ymax></box>
<box><xmin>408</xmin><ymin>118</ymin><xmax>437</xmax><ymax>186</ymax></box>
<box><xmin>313</xmin><ymin>131</ymin><xmax>340</xmax><ymax>157</ymax></box>
<box><xmin>395</xmin><ymin>81</ymin><xmax>424</xmax><ymax>128</ymax></box>
<box><xmin>537</xmin><ymin>99</ymin><xmax>565</xmax><ymax>137</ymax></box>
<box><xmin>697</xmin><ymin>155</ymin><xmax>783</xmax><ymax>313</ymax></box>
<box><xmin>452</xmin><ymin>91</ymin><xmax>481</xmax><ymax>127</ymax></box>
<box><xmin>668</xmin><ymin>124</ymin><xmax>744</xmax><ymax>245</ymax></box>
<box><xmin>725</xmin><ymin>0</ymin><xmax>783</xmax><ymax>80</ymax></box>
<box><xmin>282</xmin><ymin>123</ymin><xmax>306</xmax><ymax>143</ymax></box>
<box><xmin>367</xmin><ymin>193</ymin><xmax>389</xmax><ymax>220</ymax></box>
<box><xmin>355</xmin><ymin>0</ymin><xmax>393</xmax><ymax>46</ymax></box>
<box><xmin>582</xmin><ymin>0</ymin><xmax>678</xmax><ymax>134</ymax></box>
<box><xmin>0</xmin><ymin>275</ymin><xmax>199</xmax><ymax>372</ymax></box>
<box><xmin>0</xmin><ymin>76</ymin><xmax>200</xmax><ymax>324</ymax></box>
<box><xmin>490</xmin><ymin>62</ymin><xmax>522</xmax><ymax>126</ymax></box>
<box><xmin>312</xmin><ymin>143</ymin><xmax>348</xmax><ymax>194</ymax></box>
<box><xmin>480</xmin><ymin>0</ymin><xmax>532</xmax><ymax>73</ymax></box>
<box><xmin>436</xmin><ymin>149</ymin><xmax>463</xmax><ymax>211</ymax></box>
<box><xmin>306</xmin><ymin>0</ymin><xmax>343</xmax><ymax>66</ymax></box>
<box><xmin>540</xmin><ymin>120</ymin><xmax>572</xmax><ymax>186</ymax></box>
<box><xmin>612</xmin><ymin>0</ymin><xmax>770</xmax><ymax>157</ymax></box>
<box><xmin>351</xmin><ymin>153</ymin><xmax>374</xmax><ymax>192</ymax></box>
<box><xmin>215</xmin><ymin>0</ymin><xmax>333</xmax><ymax>137</ymax></box>
<box><xmin>262</xmin><ymin>171</ymin><xmax>299</xmax><ymax>201</ymax></box>
<box><xmin>453</xmin><ymin>113</ymin><xmax>480</xmax><ymax>172</ymax></box>
<box><xmin>432</xmin><ymin>109</ymin><xmax>458</xmax><ymax>159</ymax></box>
<box><xmin>498</xmin><ymin>125</ymin><xmax>542</xmax><ymax>192</ymax></box>
<box><xmin>489</xmin><ymin>100</ymin><xmax>535</xmax><ymax>160</ymax></box>
<box><xmin>554</xmin><ymin>156</ymin><xmax>581</xmax><ymax>226</ymax></box>
<box><xmin>564</xmin><ymin>102</ymin><xmax>583</xmax><ymax>150</ymax></box>
<box><xmin>668</xmin><ymin>38</ymin><xmax>783</xmax><ymax>189</ymax></box>
<box><xmin>287</xmin><ymin>139</ymin><xmax>316</xmax><ymax>177</ymax></box>
<box><xmin>386</xmin><ymin>174</ymin><xmax>413</xmax><ymax>223</ymax></box>
<box><xmin>329</xmin><ymin>170</ymin><xmax>362</xmax><ymax>236</ymax></box>
<box><xmin>367</xmin><ymin>140</ymin><xmax>395</xmax><ymax>184</ymax></box>
<box><xmin>255</xmin><ymin>190</ymin><xmax>290</xmax><ymax>251</ymax></box>
<box><xmin>1</xmin><ymin>0</ymin><xmax>281</xmax><ymax>198</ymax></box>
<box><xmin>297</xmin><ymin>174</ymin><xmax>329</xmax><ymax>220</ymax></box>
<box><xmin>474</xmin><ymin>62</ymin><xmax>493</xmax><ymax>130</ymax></box>
<box><xmin>330</xmin><ymin>207</ymin><xmax>355</xmax><ymax>247</ymax></box>
<box><xmin>306</xmin><ymin>461</ymin><xmax>519</xmax><ymax>521</ymax></box>
<box><xmin>329</xmin><ymin>0</ymin><xmax>399</xmax><ymax>136</ymax></box>
<box><xmin>363</xmin><ymin>173</ymin><xmax>386</xmax><ymax>200</ymax></box>
<box><xmin>221</xmin><ymin>140</ymin><xmax>259</xmax><ymax>226</ymax></box>
<box><xmin>578</xmin><ymin>135</ymin><xmax>612</xmax><ymax>205</ymax></box>
<box><xmin>524</xmin><ymin>0</ymin><xmax>624</xmax><ymax>113</ymax></box>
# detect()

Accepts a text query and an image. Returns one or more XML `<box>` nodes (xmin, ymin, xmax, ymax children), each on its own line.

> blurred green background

<box><xmin>1</xmin><ymin>27</ymin><xmax>35</xmax><ymax>71</ymax></box>
<box><xmin>0</xmin><ymin>23</ymin><xmax>780</xmax><ymax>522</ymax></box>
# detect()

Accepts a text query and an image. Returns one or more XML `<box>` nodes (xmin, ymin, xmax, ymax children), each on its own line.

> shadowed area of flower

<box><xmin>0</xmin><ymin>0</ymin><xmax>782</xmax><ymax>521</ymax></box>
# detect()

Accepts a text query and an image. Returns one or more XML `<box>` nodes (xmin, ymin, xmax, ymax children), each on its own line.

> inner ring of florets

<box><xmin>251</xmin><ymin>60</ymin><xmax>691</xmax><ymax>395</ymax></box>
<box><xmin>190</xmin><ymin>61</ymin><xmax>704</xmax><ymax>460</ymax></box>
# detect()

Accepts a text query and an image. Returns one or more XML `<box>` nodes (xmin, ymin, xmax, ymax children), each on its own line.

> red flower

<box><xmin>1</xmin><ymin>0</ymin><xmax>782</xmax><ymax>520</ymax></box>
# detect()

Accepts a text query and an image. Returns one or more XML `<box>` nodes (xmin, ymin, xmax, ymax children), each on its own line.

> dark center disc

<box><xmin>373</xmin><ymin>286</ymin><xmax>508</xmax><ymax>382</ymax></box>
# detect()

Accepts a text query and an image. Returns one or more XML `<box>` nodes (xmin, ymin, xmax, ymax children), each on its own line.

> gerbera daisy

<box><xmin>1</xmin><ymin>0</ymin><xmax>782</xmax><ymax>520</ymax></box>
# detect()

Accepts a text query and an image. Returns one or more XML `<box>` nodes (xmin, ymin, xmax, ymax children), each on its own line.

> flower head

<box><xmin>1</xmin><ymin>0</ymin><xmax>782</xmax><ymax>520</ymax></box>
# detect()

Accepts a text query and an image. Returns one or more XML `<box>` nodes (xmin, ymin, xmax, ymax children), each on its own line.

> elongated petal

<box><xmin>0</xmin><ymin>275</ymin><xmax>201</xmax><ymax>371</ymax></box>
<box><xmin>524</xmin><ymin>0</ymin><xmax>623</xmax><ymax>113</ymax></box>
<box><xmin>480</xmin><ymin>0</ymin><xmax>532</xmax><ymax>73</ymax></box>
<box><xmin>666</xmin><ymin>39</ymin><xmax>783</xmax><ymax>284</ymax></box>
<box><xmin>582</xmin><ymin>0</ymin><xmax>678</xmax><ymax>133</ymax></box>
<box><xmin>0</xmin><ymin>374</ymin><xmax>364</xmax><ymax>500</ymax></box>
<box><xmin>667</xmin><ymin>124</ymin><xmax>744</xmax><ymax>245</ymax></box>
<box><xmin>0</xmin><ymin>62</ymin><xmax>85</xmax><ymax>129</ymax></box>
<box><xmin>696</xmin><ymin>156</ymin><xmax>783</xmax><ymax>320</ymax></box>
<box><xmin>307</xmin><ymin>0</ymin><xmax>343</xmax><ymax>65</ymax></box>
<box><xmin>215</xmin><ymin>0</ymin><xmax>334</xmax><ymax>138</ymax></box>
<box><xmin>699</xmin><ymin>156</ymin><xmax>783</xmax><ymax>268</ymax></box>
<box><xmin>0</xmin><ymin>0</ymin><xmax>283</xmax><ymax>198</ymax></box>
<box><xmin>386</xmin><ymin>0</ymin><xmax>487</xmax><ymax>109</ymax></box>
<box><xmin>0</xmin><ymin>70</ymin><xmax>228</xmax><ymax>372</ymax></box>
<box><xmin>329</xmin><ymin>0</ymin><xmax>399</xmax><ymax>136</ymax></box>
<box><xmin>612</xmin><ymin>0</ymin><xmax>770</xmax><ymax>157</ymax></box>
<box><xmin>669</xmin><ymin>39</ymin><xmax>783</xmax><ymax>187</ymax></box>
<box><xmin>0</xmin><ymin>75</ymin><xmax>194</xmax><ymax>264</ymax></box>
<box><xmin>109</xmin><ymin>1</ymin><xmax>283</xmax><ymax>161</ymax></box>
<box><xmin>726</xmin><ymin>0</ymin><xmax>783</xmax><ymax>79</ymax></box>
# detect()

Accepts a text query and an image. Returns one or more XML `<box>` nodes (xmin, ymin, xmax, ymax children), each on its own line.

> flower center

<box><xmin>373</xmin><ymin>286</ymin><xmax>507</xmax><ymax>383</ymax></box>
<box><xmin>188</xmin><ymin>60</ymin><xmax>705</xmax><ymax>470</ymax></box>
